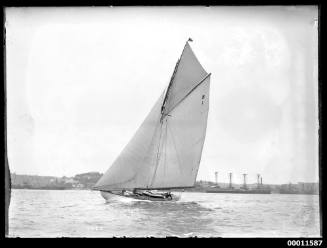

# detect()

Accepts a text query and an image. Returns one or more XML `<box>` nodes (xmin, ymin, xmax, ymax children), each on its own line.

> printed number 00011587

<box><xmin>287</xmin><ymin>240</ymin><xmax>323</xmax><ymax>246</ymax></box>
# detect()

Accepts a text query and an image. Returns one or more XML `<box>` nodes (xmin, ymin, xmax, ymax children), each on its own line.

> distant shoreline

<box><xmin>12</xmin><ymin>187</ymin><xmax>91</xmax><ymax>190</ymax></box>
<box><xmin>11</xmin><ymin>187</ymin><xmax>319</xmax><ymax>195</ymax></box>
<box><xmin>10</xmin><ymin>172</ymin><xmax>319</xmax><ymax>195</ymax></box>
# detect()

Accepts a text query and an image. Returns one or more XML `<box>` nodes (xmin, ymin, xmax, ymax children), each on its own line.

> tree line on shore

<box><xmin>10</xmin><ymin>172</ymin><xmax>103</xmax><ymax>190</ymax></box>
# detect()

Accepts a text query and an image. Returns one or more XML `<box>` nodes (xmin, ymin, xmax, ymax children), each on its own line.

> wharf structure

<box><xmin>206</xmin><ymin>172</ymin><xmax>271</xmax><ymax>194</ymax></box>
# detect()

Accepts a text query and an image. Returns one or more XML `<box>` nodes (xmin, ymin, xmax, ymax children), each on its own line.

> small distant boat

<box><xmin>93</xmin><ymin>39</ymin><xmax>211</xmax><ymax>202</ymax></box>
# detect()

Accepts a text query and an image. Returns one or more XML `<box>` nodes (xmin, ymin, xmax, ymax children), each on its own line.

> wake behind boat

<box><xmin>93</xmin><ymin>38</ymin><xmax>211</xmax><ymax>202</ymax></box>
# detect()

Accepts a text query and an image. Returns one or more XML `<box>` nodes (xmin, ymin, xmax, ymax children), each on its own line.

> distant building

<box><xmin>279</xmin><ymin>182</ymin><xmax>319</xmax><ymax>194</ymax></box>
<box><xmin>297</xmin><ymin>182</ymin><xmax>319</xmax><ymax>194</ymax></box>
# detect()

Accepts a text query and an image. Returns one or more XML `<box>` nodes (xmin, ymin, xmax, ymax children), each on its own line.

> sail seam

<box><xmin>167</xmin><ymin>122</ymin><xmax>183</xmax><ymax>175</ymax></box>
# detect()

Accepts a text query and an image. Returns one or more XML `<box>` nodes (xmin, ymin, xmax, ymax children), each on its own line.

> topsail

<box><xmin>94</xmin><ymin>41</ymin><xmax>211</xmax><ymax>191</ymax></box>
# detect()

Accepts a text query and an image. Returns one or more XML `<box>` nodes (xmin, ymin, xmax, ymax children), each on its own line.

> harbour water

<box><xmin>9</xmin><ymin>189</ymin><xmax>320</xmax><ymax>237</ymax></box>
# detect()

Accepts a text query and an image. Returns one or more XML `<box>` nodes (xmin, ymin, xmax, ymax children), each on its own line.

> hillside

<box><xmin>11</xmin><ymin>172</ymin><xmax>103</xmax><ymax>190</ymax></box>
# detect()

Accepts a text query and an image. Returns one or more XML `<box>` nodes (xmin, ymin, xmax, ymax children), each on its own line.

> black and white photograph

<box><xmin>4</xmin><ymin>6</ymin><xmax>320</xmax><ymax>238</ymax></box>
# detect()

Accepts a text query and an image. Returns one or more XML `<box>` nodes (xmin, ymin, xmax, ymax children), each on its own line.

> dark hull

<box><xmin>100</xmin><ymin>191</ymin><xmax>181</xmax><ymax>202</ymax></box>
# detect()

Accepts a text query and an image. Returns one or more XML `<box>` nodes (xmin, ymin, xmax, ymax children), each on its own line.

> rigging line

<box><xmin>100</xmin><ymin>111</ymin><xmax>163</xmax><ymax>191</ymax></box>
<box><xmin>164</xmin><ymin>73</ymin><xmax>211</xmax><ymax>117</ymax></box>
<box><xmin>145</xmin><ymin>125</ymin><xmax>161</xmax><ymax>188</ymax></box>
<box><xmin>167</xmin><ymin>121</ymin><xmax>183</xmax><ymax>175</ymax></box>
<box><xmin>149</xmin><ymin>121</ymin><xmax>164</xmax><ymax>187</ymax></box>
<box><xmin>163</xmin><ymin>119</ymin><xmax>168</xmax><ymax>183</ymax></box>
<box><xmin>143</xmin><ymin>119</ymin><xmax>163</xmax><ymax>188</ymax></box>
<box><xmin>142</xmin><ymin>118</ymin><xmax>161</xmax><ymax>165</ymax></box>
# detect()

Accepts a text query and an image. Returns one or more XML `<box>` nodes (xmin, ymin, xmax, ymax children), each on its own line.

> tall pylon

<box><xmin>214</xmin><ymin>171</ymin><xmax>218</xmax><ymax>185</ymax></box>
<box><xmin>257</xmin><ymin>174</ymin><xmax>261</xmax><ymax>188</ymax></box>
<box><xmin>229</xmin><ymin>172</ymin><xmax>233</xmax><ymax>189</ymax></box>
<box><xmin>242</xmin><ymin>173</ymin><xmax>247</xmax><ymax>189</ymax></box>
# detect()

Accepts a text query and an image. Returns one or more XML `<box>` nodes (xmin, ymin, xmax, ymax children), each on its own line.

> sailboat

<box><xmin>93</xmin><ymin>38</ymin><xmax>211</xmax><ymax>201</ymax></box>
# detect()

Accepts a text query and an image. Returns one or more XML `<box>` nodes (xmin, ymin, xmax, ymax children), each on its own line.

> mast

<box><xmin>160</xmin><ymin>58</ymin><xmax>180</xmax><ymax>120</ymax></box>
<box><xmin>94</xmin><ymin>39</ymin><xmax>210</xmax><ymax>191</ymax></box>
<box><xmin>161</xmin><ymin>38</ymin><xmax>193</xmax><ymax>121</ymax></box>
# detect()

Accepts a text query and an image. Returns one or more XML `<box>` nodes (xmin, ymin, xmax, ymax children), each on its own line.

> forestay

<box><xmin>94</xmin><ymin>41</ymin><xmax>211</xmax><ymax>191</ymax></box>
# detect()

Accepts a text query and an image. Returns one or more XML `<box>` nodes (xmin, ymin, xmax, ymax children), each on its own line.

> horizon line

<box><xmin>10</xmin><ymin>171</ymin><xmax>319</xmax><ymax>185</ymax></box>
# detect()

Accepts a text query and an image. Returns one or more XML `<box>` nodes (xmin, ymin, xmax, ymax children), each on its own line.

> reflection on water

<box><xmin>9</xmin><ymin>189</ymin><xmax>320</xmax><ymax>237</ymax></box>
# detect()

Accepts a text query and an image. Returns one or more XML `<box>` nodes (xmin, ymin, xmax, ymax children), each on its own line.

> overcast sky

<box><xmin>6</xmin><ymin>6</ymin><xmax>318</xmax><ymax>184</ymax></box>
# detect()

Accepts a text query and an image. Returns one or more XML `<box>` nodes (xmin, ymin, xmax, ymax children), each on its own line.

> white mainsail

<box><xmin>94</xmin><ymin>41</ymin><xmax>210</xmax><ymax>191</ymax></box>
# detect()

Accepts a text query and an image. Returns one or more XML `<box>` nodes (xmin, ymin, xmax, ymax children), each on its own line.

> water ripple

<box><xmin>8</xmin><ymin>189</ymin><xmax>320</xmax><ymax>237</ymax></box>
